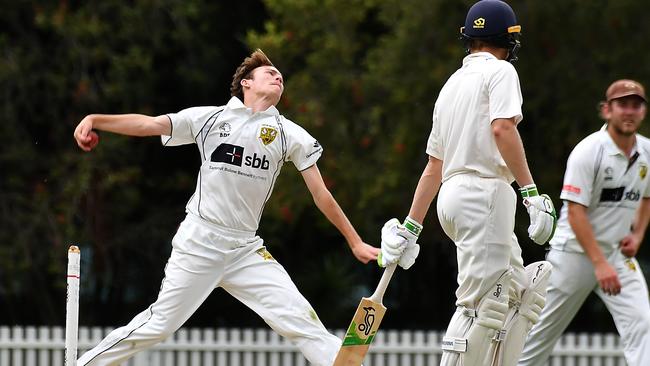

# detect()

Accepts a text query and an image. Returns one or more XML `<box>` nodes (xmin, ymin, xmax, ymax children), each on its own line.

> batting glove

<box><xmin>378</xmin><ymin>218</ymin><xmax>408</xmax><ymax>267</ymax></box>
<box><xmin>397</xmin><ymin>217</ymin><xmax>422</xmax><ymax>270</ymax></box>
<box><xmin>520</xmin><ymin>184</ymin><xmax>557</xmax><ymax>245</ymax></box>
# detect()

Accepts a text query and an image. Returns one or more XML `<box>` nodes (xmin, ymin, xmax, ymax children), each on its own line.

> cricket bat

<box><xmin>333</xmin><ymin>263</ymin><xmax>397</xmax><ymax>366</ymax></box>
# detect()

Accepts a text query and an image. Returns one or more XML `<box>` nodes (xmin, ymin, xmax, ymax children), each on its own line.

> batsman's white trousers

<box><xmin>437</xmin><ymin>174</ymin><xmax>526</xmax><ymax>309</ymax></box>
<box><xmin>437</xmin><ymin>174</ymin><xmax>527</xmax><ymax>365</ymax></box>
<box><xmin>518</xmin><ymin>249</ymin><xmax>650</xmax><ymax>366</ymax></box>
<box><xmin>77</xmin><ymin>214</ymin><xmax>341</xmax><ymax>366</ymax></box>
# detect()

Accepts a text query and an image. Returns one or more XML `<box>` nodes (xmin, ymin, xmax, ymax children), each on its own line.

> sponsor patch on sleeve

<box><xmin>305</xmin><ymin>140</ymin><xmax>323</xmax><ymax>159</ymax></box>
<box><xmin>562</xmin><ymin>184</ymin><xmax>581</xmax><ymax>195</ymax></box>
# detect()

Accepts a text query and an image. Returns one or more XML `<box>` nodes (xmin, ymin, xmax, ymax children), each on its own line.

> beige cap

<box><xmin>606</xmin><ymin>79</ymin><xmax>646</xmax><ymax>102</ymax></box>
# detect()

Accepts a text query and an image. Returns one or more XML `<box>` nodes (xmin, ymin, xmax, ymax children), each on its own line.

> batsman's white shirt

<box><xmin>162</xmin><ymin>96</ymin><xmax>323</xmax><ymax>233</ymax></box>
<box><xmin>427</xmin><ymin>52</ymin><xmax>523</xmax><ymax>184</ymax></box>
<box><xmin>428</xmin><ymin>52</ymin><xmax>526</xmax><ymax>306</ymax></box>
<box><xmin>551</xmin><ymin>127</ymin><xmax>650</xmax><ymax>254</ymax></box>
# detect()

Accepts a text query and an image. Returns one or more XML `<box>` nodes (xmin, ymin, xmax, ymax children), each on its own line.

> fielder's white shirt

<box><xmin>426</xmin><ymin>52</ymin><xmax>523</xmax><ymax>183</ymax></box>
<box><xmin>551</xmin><ymin>127</ymin><xmax>650</xmax><ymax>254</ymax></box>
<box><xmin>161</xmin><ymin>97</ymin><xmax>323</xmax><ymax>232</ymax></box>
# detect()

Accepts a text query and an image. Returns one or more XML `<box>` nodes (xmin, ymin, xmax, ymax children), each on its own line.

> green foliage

<box><xmin>0</xmin><ymin>0</ymin><xmax>267</xmax><ymax>325</ymax></box>
<box><xmin>249</xmin><ymin>0</ymin><xmax>650</xmax><ymax>330</ymax></box>
<box><xmin>1</xmin><ymin>0</ymin><xmax>649</xmax><ymax>333</ymax></box>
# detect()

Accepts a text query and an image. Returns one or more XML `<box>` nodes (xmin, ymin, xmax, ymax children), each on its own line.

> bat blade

<box><xmin>333</xmin><ymin>297</ymin><xmax>387</xmax><ymax>366</ymax></box>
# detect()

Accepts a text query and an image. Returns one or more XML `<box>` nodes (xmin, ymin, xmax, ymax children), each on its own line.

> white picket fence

<box><xmin>0</xmin><ymin>326</ymin><xmax>626</xmax><ymax>366</ymax></box>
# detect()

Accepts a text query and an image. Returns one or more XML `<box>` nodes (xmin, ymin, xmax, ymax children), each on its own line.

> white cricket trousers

<box><xmin>519</xmin><ymin>249</ymin><xmax>650</xmax><ymax>366</ymax></box>
<box><xmin>436</xmin><ymin>174</ymin><xmax>527</xmax><ymax>366</ymax></box>
<box><xmin>77</xmin><ymin>214</ymin><xmax>341</xmax><ymax>366</ymax></box>
<box><xmin>437</xmin><ymin>174</ymin><xmax>526</xmax><ymax>308</ymax></box>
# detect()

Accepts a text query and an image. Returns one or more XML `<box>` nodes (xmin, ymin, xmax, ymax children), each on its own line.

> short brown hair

<box><xmin>230</xmin><ymin>49</ymin><xmax>275</xmax><ymax>100</ymax></box>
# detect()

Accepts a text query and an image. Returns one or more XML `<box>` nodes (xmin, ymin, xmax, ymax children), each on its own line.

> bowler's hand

<box><xmin>594</xmin><ymin>261</ymin><xmax>621</xmax><ymax>296</ymax></box>
<box><xmin>619</xmin><ymin>233</ymin><xmax>641</xmax><ymax>258</ymax></box>
<box><xmin>74</xmin><ymin>116</ymin><xmax>99</xmax><ymax>151</ymax></box>
<box><xmin>350</xmin><ymin>242</ymin><xmax>380</xmax><ymax>264</ymax></box>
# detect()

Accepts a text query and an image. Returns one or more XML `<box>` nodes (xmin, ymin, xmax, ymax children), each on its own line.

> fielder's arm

<box><xmin>492</xmin><ymin>117</ymin><xmax>534</xmax><ymax>187</ymax></box>
<box><xmin>301</xmin><ymin>164</ymin><xmax>379</xmax><ymax>264</ymax></box>
<box><xmin>407</xmin><ymin>156</ymin><xmax>443</xmax><ymax>224</ymax></box>
<box><xmin>567</xmin><ymin>201</ymin><xmax>621</xmax><ymax>295</ymax></box>
<box><xmin>74</xmin><ymin>114</ymin><xmax>171</xmax><ymax>150</ymax></box>
<box><xmin>620</xmin><ymin>197</ymin><xmax>650</xmax><ymax>257</ymax></box>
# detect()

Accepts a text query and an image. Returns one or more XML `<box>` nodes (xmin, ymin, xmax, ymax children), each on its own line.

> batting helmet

<box><xmin>460</xmin><ymin>0</ymin><xmax>521</xmax><ymax>62</ymax></box>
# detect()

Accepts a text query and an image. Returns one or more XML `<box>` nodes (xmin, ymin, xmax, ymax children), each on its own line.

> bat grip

<box><xmin>369</xmin><ymin>263</ymin><xmax>397</xmax><ymax>303</ymax></box>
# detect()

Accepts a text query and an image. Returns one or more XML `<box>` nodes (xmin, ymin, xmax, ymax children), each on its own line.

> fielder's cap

<box><xmin>606</xmin><ymin>79</ymin><xmax>646</xmax><ymax>102</ymax></box>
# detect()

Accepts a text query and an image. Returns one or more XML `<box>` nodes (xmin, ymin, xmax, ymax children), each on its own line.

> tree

<box><xmin>1</xmin><ymin>0</ymin><xmax>649</xmax><ymax>333</ymax></box>
<box><xmin>245</xmin><ymin>0</ymin><xmax>650</xmax><ymax>331</ymax></box>
<box><xmin>0</xmin><ymin>0</ymin><xmax>267</xmax><ymax>325</ymax></box>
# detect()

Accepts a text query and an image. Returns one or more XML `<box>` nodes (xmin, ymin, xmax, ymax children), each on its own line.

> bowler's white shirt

<box><xmin>551</xmin><ymin>128</ymin><xmax>650</xmax><ymax>254</ymax></box>
<box><xmin>426</xmin><ymin>52</ymin><xmax>523</xmax><ymax>183</ymax></box>
<box><xmin>161</xmin><ymin>97</ymin><xmax>323</xmax><ymax>233</ymax></box>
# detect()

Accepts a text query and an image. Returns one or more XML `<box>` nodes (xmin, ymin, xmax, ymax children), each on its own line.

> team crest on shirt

<box><xmin>625</xmin><ymin>258</ymin><xmax>637</xmax><ymax>272</ymax></box>
<box><xmin>639</xmin><ymin>164</ymin><xmax>647</xmax><ymax>179</ymax></box>
<box><xmin>259</xmin><ymin>125</ymin><xmax>278</xmax><ymax>145</ymax></box>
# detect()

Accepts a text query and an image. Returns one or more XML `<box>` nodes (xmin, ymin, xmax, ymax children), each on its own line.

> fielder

<box><xmin>519</xmin><ymin>79</ymin><xmax>650</xmax><ymax>366</ymax></box>
<box><xmin>73</xmin><ymin>49</ymin><xmax>379</xmax><ymax>366</ymax></box>
<box><xmin>378</xmin><ymin>1</ymin><xmax>557</xmax><ymax>365</ymax></box>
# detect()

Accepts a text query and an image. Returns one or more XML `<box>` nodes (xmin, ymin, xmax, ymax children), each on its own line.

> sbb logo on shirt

<box><xmin>245</xmin><ymin>153</ymin><xmax>270</xmax><ymax>169</ymax></box>
<box><xmin>211</xmin><ymin>143</ymin><xmax>269</xmax><ymax>170</ymax></box>
<box><xmin>600</xmin><ymin>187</ymin><xmax>641</xmax><ymax>202</ymax></box>
<box><xmin>625</xmin><ymin>189</ymin><xmax>641</xmax><ymax>202</ymax></box>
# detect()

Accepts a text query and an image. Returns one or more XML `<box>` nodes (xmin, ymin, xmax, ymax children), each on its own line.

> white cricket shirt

<box><xmin>161</xmin><ymin>97</ymin><xmax>323</xmax><ymax>233</ymax></box>
<box><xmin>551</xmin><ymin>127</ymin><xmax>650</xmax><ymax>254</ymax></box>
<box><xmin>426</xmin><ymin>52</ymin><xmax>523</xmax><ymax>183</ymax></box>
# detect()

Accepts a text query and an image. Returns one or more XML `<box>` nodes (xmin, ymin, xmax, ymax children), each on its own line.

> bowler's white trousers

<box><xmin>518</xmin><ymin>249</ymin><xmax>650</xmax><ymax>366</ymax></box>
<box><xmin>78</xmin><ymin>214</ymin><xmax>341</xmax><ymax>365</ymax></box>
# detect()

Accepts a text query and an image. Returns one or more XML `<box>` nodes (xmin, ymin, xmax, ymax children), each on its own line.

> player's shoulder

<box><xmin>176</xmin><ymin>105</ymin><xmax>226</xmax><ymax>118</ymax></box>
<box><xmin>480</xmin><ymin>56</ymin><xmax>517</xmax><ymax>75</ymax></box>
<box><xmin>276</xmin><ymin>115</ymin><xmax>311</xmax><ymax>135</ymax></box>
<box><xmin>570</xmin><ymin>130</ymin><xmax>606</xmax><ymax>157</ymax></box>
<box><xmin>477</xmin><ymin>57</ymin><xmax>519</xmax><ymax>88</ymax></box>
<box><xmin>493</xmin><ymin>58</ymin><xmax>517</xmax><ymax>71</ymax></box>
<box><xmin>581</xmin><ymin>129</ymin><xmax>607</xmax><ymax>143</ymax></box>
<box><xmin>636</xmin><ymin>133</ymin><xmax>650</xmax><ymax>155</ymax></box>
<box><xmin>276</xmin><ymin>114</ymin><xmax>298</xmax><ymax>128</ymax></box>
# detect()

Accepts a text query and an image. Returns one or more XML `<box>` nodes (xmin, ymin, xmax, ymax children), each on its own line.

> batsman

<box><xmin>378</xmin><ymin>1</ymin><xmax>557</xmax><ymax>365</ymax></box>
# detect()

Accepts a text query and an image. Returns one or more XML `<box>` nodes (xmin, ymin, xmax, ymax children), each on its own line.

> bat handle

<box><xmin>369</xmin><ymin>263</ymin><xmax>397</xmax><ymax>303</ymax></box>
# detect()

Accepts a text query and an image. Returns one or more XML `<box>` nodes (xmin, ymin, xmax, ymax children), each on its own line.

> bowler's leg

<box><xmin>78</xmin><ymin>220</ymin><xmax>226</xmax><ymax>365</ymax></box>
<box><xmin>223</xmin><ymin>244</ymin><xmax>341</xmax><ymax>366</ymax></box>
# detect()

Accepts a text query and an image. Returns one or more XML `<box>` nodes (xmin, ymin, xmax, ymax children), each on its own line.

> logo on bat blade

<box><xmin>493</xmin><ymin>283</ymin><xmax>502</xmax><ymax>297</ymax></box>
<box><xmin>357</xmin><ymin>306</ymin><xmax>376</xmax><ymax>336</ymax></box>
